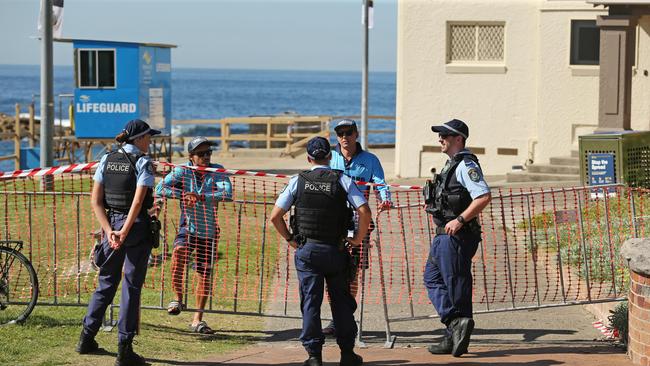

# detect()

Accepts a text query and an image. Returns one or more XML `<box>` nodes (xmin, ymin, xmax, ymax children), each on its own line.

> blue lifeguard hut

<box><xmin>58</xmin><ymin>38</ymin><xmax>176</xmax><ymax>138</ymax></box>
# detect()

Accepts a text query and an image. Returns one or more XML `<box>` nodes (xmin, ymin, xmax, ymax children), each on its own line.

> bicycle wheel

<box><xmin>0</xmin><ymin>246</ymin><xmax>39</xmax><ymax>325</ymax></box>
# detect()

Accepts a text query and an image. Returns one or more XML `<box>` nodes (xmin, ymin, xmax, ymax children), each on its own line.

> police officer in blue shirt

<box><xmin>270</xmin><ymin>137</ymin><xmax>370</xmax><ymax>366</ymax></box>
<box><xmin>76</xmin><ymin>119</ymin><xmax>159</xmax><ymax>366</ymax></box>
<box><xmin>324</xmin><ymin>119</ymin><xmax>391</xmax><ymax>335</ymax></box>
<box><xmin>423</xmin><ymin>119</ymin><xmax>491</xmax><ymax>357</ymax></box>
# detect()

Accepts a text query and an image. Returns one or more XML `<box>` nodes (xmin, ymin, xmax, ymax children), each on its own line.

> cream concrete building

<box><xmin>396</xmin><ymin>0</ymin><xmax>650</xmax><ymax>178</ymax></box>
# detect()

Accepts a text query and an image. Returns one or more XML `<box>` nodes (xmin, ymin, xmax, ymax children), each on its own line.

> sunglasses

<box><xmin>438</xmin><ymin>133</ymin><xmax>459</xmax><ymax>139</ymax></box>
<box><xmin>336</xmin><ymin>129</ymin><xmax>355</xmax><ymax>137</ymax></box>
<box><xmin>192</xmin><ymin>150</ymin><xmax>212</xmax><ymax>158</ymax></box>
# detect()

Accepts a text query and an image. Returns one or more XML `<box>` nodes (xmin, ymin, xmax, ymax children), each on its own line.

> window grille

<box><xmin>448</xmin><ymin>23</ymin><xmax>505</xmax><ymax>63</ymax></box>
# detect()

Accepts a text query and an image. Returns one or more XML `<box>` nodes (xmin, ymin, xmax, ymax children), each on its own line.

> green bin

<box><xmin>579</xmin><ymin>131</ymin><xmax>650</xmax><ymax>188</ymax></box>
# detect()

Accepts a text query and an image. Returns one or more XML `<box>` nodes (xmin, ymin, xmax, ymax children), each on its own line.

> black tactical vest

<box><xmin>102</xmin><ymin>151</ymin><xmax>153</xmax><ymax>212</ymax></box>
<box><xmin>430</xmin><ymin>152</ymin><xmax>480</xmax><ymax>226</ymax></box>
<box><xmin>292</xmin><ymin>169</ymin><xmax>353</xmax><ymax>243</ymax></box>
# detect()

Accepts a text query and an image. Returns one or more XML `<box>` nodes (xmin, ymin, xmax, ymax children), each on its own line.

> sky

<box><xmin>0</xmin><ymin>0</ymin><xmax>398</xmax><ymax>72</ymax></box>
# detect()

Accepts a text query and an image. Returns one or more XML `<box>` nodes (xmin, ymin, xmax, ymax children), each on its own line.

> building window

<box><xmin>570</xmin><ymin>20</ymin><xmax>599</xmax><ymax>65</ymax></box>
<box><xmin>447</xmin><ymin>22</ymin><xmax>505</xmax><ymax>63</ymax></box>
<box><xmin>77</xmin><ymin>49</ymin><xmax>116</xmax><ymax>88</ymax></box>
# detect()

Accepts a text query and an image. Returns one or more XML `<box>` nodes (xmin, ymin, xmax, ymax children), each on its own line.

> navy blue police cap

<box><xmin>187</xmin><ymin>136</ymin><xmax>215</xmax><ymax>153</ymax></box>
<box><xmin>123</xmin><ymin>119</ymin><xmax>161</xmax><ymax>141</ymax></box>
<box><xmin>431</xmin><ymin>119</ymin><xmax>469</xmax><ymax>139</ymax></box>
<box><xmin>307</xmin><ymin>136</ymin><xmax>332</xmax><ymax>160</ymax></box>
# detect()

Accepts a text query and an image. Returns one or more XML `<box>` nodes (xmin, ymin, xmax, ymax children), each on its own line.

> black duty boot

<box><xmin>450</xmin><ymin>317</ymin><xmax>474</xmax><ymax>357</ymax></box>
<box><xmin>427</xmin><ymin>335</ymin><xmax>453</xmax><ymax>354</ymax></box>
<box><xmin>302</xmin><ymin>355</ymin><xmax>323</xmax><ymax>366</ymax></box>
<box><xmin>75</xmin><ymin>330</ymin><xmax>99</xmax><ymax>354</ymax></box>
<box><xmin>115</xmin><ymin>340</ymin><xmax>146</xmax><ymax>366</ymax></box>
<box><xmin>339</xmin><ymin>351</ymin><xmax>363</xmax><ymax>366</ymax></box>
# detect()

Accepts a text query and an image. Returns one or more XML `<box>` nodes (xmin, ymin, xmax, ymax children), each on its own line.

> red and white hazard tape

<box><xmin>155</xmin><ymin>161</ymin><xmax>422</xmax><ymax>190</ymax></box>
<box><xmin>0</xmin><ymin>160</ymin><xmax>422</xmax><ymax>190</ymax></box>
<box><xmin>0</xmin><ymin>162</ymin><xmax>98</xmax><ymax>179</ymax></box>
<box><xmin>592</xmin><ymin>320</ymin><xmax>617</xmax><ymax>340</ymax></box>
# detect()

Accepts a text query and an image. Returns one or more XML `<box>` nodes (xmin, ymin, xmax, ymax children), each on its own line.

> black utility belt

<box><xmin>434</xmin><ymin>227</ymin><xmax>447</xmax><ymax>236</ymax></box>
<box><xmin>303</xmin><ymin>237</ymin><xmax>342</xmax><ymax>245</ymax></box>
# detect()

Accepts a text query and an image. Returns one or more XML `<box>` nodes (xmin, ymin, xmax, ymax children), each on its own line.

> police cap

<box><xmin>431</xmin><ymin>119</ymin><xmax>469</xmax><ymax>139</ymax></box>
<box><xmin>123</xmin><ymin>119</ymin><xmax>161</xmax><ymax>141</ymax></box>
<box><xmin>307</xmin><ymin>136</ymin><xmax>331</xmax><ymax>160</ymax></box>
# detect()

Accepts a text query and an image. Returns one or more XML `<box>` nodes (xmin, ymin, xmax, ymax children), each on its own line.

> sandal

<box><xmin>167</xmin><ymin>300</ymin><xmax>183</xmax><ymax>315</ymax></box>
<box><xmin>189</xmin><ymin>320</ymin><xmax>215</xmax><ymax>334</ymax></box>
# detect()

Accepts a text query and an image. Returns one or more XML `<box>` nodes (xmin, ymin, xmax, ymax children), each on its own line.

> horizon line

<box><xmin>0</xmin><ymin>63</ymin><xmax>397</xmax><ymax>74</ymax></box>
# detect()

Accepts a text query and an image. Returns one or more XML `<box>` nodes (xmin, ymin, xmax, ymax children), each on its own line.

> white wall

<box><xmin>631</xmin><ymin>16</ymin><xmax>650</xmax><ymax>131</ymax></box>
<box><xmin>536</xmin><ymin>2</ymin><xmax>605</xmax><ymax>162</ymax></box>
<box><xmin>396</xmin><ymin>0</ymin><xmax>619</xmax><ymax>177</ymax></box>
<box><xmin>397</xmin><ymin>0</ymin><xmax>540</xmax><ymax>178</ymax></box>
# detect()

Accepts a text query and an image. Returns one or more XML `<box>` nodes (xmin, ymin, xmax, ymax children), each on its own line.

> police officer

<box><xmin>423</xmin><ymin>119</ymin><xmax>491</xmax><ymax>357</ymax></box>
<box><xmin>324</xmin><ymin>119</ymin><xmax>392</xmax><ymax>336</ymax></box>
<box><xmin>76</xmin><ymin>119</ymin><xmax>159</xmax><ymax>366</ymax></box>
<box><xmin>269</xmin><ymin>137</ymin><xmax>370</xmax><ymax>366</ymax></box>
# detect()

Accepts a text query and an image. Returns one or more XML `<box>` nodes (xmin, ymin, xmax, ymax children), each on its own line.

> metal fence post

<box><xmin>257</xmin><ymin>208</ymin><xmax>268</xmax><ymax>314</ymax></box>
<box><xmin>373</xmin><ymin>213</ymin><xmax>396</xmax><ymax>348</ymax></box>
<box><xmin>76</xmin><ymin>195</ymin><xmax>81</xmax><ymax>304</ymax></box>
<box><xmin>576</xmin><ymin>190</ymin><xmax>593</xmax><ymax>302</ymax></box>
<box><xmin>233</xmin><ymin>203</ymin><xmax>243</xmax><ymax>312</ymax></box>
<box><xmin>525</xmin><ymin>195</ymin><xmax>541</xmax><ymax>307</ymax></box>
<box><xmin>551</xmin><ymin>190</ymin><xmax>568</xmax><ymax>304</ymax></box>
<box><xmin>397</xmin><ymin>208</ymin><xmax>415</xmax><ymax>317</ymax></box>
<box><xmin>602</xmin><ymin>190</ymin><xmax>618</xmax><ymax>298</ymax></box>
<box><xmin>499</xmin><ymin>198</ymin><xmax>517</xmax><ymax>308</ymax></box>
<box><xmin>630</xmin><ymin>188</ymin><xmax>640</xmax><ymax>238</ymax></box>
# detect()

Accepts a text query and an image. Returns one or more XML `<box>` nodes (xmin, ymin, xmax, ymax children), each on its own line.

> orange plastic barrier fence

<box><xmin>0</xmin><ymin>165</ymin><xmax>643</xmax><ymax>343</ymax></box>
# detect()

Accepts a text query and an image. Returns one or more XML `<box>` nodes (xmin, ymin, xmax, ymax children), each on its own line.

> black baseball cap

<box><xmin>431</xmin><ymin>119</ymin><xmax>469</xmax><ymax>139</ymax></box>
<box><xmin>123</xmin><ymin>119</ymin><xmax>161</xmax><ymax>141</ymax></box>
<box><xmin>306</xmin><ymin>136</ymin><xmax>331</xmax><ymax>160</ymax></box>
<box><xmin>187</xmin><ymin>136</ymin><xmax>215</xmax><ymax>153</ymax></box>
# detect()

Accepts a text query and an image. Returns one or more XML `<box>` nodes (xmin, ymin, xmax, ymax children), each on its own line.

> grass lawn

<box><xmin>0</xmin><ymin>304</ymin><xmax>264</xmax><ymax>366</ymax></box>
<box><xmin>0</xmin><ymin>173</ymin><xmax>287</xmax><ymax>365</ymax></box>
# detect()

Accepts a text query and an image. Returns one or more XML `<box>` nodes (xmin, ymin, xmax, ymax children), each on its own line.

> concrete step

<box><xmin>549</xmin><ymin>156</ymin><xmax>580</xmax><ymax>166</ymax></box>
<box><xmin>526</xmin><ymin>164</ymin><xmax>580</xmax><ymax>175</ymax></box>
<box><xmin>506</xmin><ymin>171</ymin><xmax>580</xmax><ymax>183</ymax></box>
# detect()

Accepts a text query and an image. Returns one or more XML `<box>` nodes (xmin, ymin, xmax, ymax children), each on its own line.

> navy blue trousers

<box><xmin>295</xmin><ymin>242</ymin><xmax>358</xmax><ymax>356</ymax></box>
<box><xmin>423</xmin><ymin>233</ymin><xmax>479</xmax><ymax>334</ymax></box>
<box><xmin>83</xmin><ymin>214</ymin><xmax>151</xmax><ymax>343</ymax></box>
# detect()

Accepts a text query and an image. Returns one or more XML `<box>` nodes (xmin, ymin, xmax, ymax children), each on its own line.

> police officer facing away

<box><xmin>423</xmin><ymin>119</ymin><xmax>491</xmax><ymax>357</ymax></box>
<box><xmin>76</xmin><ymin>119</ymin><xmax>160</xmax><ymax>366</ymax></box>
<box><xmin>270</xmin><ymin>137</ymin><xmax>370</xmax><ymax>366</ymax></box>
<box><xmin>324</xmin><ymin>119</ymin><xmax>391</xmax><ymax>336</ymax></box>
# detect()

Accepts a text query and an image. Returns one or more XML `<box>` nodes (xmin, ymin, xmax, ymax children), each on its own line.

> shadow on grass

<box><xmin>19</xmin><ymin>313</ymin><xmax>82</xmax><ymax>327</ymax></box>
<box><xmin>141</xmin><ymin>321</ymin><xmax>262</xmax><ymax>343</ymax></box>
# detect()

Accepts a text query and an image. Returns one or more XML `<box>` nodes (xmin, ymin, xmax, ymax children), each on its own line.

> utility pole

<box><xmin>360</xmin><ymin>0</ymin><xmax>370</xmax><ymax>150</ymax></box>
<box><xmin>40</xmin><ymin>0</ymin><xmax>54</xmax><ymax>169</ymax></box>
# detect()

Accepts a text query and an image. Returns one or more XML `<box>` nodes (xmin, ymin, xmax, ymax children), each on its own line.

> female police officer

<box><xmin>76</xmin><ymin>119</ymin><xmax>160</xmax><ymax>366</ymax></box>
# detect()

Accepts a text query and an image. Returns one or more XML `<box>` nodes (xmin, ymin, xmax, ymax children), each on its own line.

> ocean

<box><xmin>0</xmin><ymin>64</ymin><xmax>396</xmax><ymax>171</ymax></box>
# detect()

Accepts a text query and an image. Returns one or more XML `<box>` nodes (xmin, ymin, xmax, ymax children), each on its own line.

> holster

<box><xmin>149</xmin><ymin>216</ymin><xmax>161</xmax><ymax>248</ymax></box>
<box><xmin>346</xmin><ymin>242</ymin><xmax>360</xmax><ymax>283</ymax></box>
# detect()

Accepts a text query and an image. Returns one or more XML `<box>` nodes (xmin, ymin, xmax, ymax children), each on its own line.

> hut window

<box><xmin>570</xmin><ymin>20</ymin><xmax>599</xmax><ymax>65</ymax></box>
<box><xmin>77</xmin><ymin>49</ymin><xmax>115</xmax><ymax>88</ymax></box>
<box><xmin>447</xmin><ymin>22</ymin><xmax>505</xmax><ymax>63</ymax></box>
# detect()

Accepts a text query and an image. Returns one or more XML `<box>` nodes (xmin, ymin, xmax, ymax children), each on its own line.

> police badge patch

<box><xmin>468</xmin><ymin>168</ymin><xmax>481</xmax><ymax>182</ymax></box>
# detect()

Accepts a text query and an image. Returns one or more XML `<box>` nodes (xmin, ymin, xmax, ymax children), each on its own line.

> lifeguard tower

<box><xmin>49</xmin><ymin>38</ymin><xmax>176</xmax><ymax>163</ymax></box>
